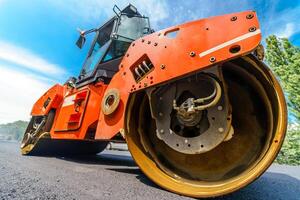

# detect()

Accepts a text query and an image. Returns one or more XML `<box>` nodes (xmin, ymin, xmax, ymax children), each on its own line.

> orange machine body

<box><xmin>30</xmin><ymin>10</ymin><xmax>261</xmax><ymax>141</ymax></box>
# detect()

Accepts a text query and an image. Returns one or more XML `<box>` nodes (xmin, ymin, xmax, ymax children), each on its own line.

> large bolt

<box><xmin>210</xmin><ymin>57</ymin><xmax>216</xmax><ymax>63</ymax></box>
<box><xmin>231</xmin><ymin>16</ymin><xmax>237</xmax><ymax>21</ymax></box>
<box><xmin>246</xmin><ymin>13</ymin><xmax>254</xmax><ymax>19</ymax></box>
<box><xmin>249</xmin><ymin>26</ymin><xmax>257</xmax><ymax>32</ymax></box>
<box><xmin>190</xmin><ymin>51</ymin><xmax>196</xmax><ymax>57</ymax></box>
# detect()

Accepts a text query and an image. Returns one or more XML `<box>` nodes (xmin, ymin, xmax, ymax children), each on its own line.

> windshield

<box><xmin>116</xmin><ymin>15</ymin><xmax>150</xmax><ymax>42</ymax></box>
<box><xmin>81</xmin><ymin>20</ymin><xmax>114</xmax><ymax>77</ymax></box>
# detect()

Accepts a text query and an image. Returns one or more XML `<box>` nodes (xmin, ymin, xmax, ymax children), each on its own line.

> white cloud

<box><xmin>133</xmin><ymin>0</ymin><xmax>169</xmax><ymax>27</ymax></box>
<box><xmin>263</xmin><ymin>4</ymin><xmax>300</xmax><ymax>39</ymax></box>
<box><xmin>0</xmin><ymin>40</ymin><xmax>65</xmax><ymax>76</ymax></box>
<box><xmin>0</xmin><ymin>65</ymin><xmax>51</xmax><ymax>124</ymax></box>
<box><xmin>47</xmin><ymin>0</ymin><xmax>169</xmax><ymax>28</ymax></box>
<box><xmin>277</xmin><ymin>23</ymin><xmax>296</xmax><ymax>38</ymax></box>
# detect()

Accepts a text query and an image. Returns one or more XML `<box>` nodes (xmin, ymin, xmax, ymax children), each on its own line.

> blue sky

<box><xmin>0</xmin><ymin>0</ymin><xmax>299</xmax><ymax>123</ymax></box>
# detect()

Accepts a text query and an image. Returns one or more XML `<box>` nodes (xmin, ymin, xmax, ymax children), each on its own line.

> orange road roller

<box><xmin>21</xmin><ymin>5</ymin><xmax>287</xmax><ymax>198</ymax></box>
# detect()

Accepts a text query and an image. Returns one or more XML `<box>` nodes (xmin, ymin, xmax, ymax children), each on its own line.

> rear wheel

<box><xmin>21</xmin><ymin>110</ymin><xmax>55</xmax><ymax>154</ymax></box>
<box><xmin>21</xmin><ymin>110</ymin><xmax>108</xmax><ymax>156</ymax></box>
<box><xmin>125</xmin><ymin>55</ymin><xmax>287</xmax><ymax>198</ymax></box>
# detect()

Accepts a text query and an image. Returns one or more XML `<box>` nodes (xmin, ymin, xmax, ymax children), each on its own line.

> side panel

<box><xmin>54</xmin><ymin>89</ymin><xmax>90</xmax><ymax>131</ymax></box>
<box><xmin>95</xmin><ymin>10</ymin><xmax>262</xmax><ymax>139</ymax></box>
<box><xmin>50</xmin><ymin>83</ymin><xmax>107</xmax><ymax>140</ymax></box>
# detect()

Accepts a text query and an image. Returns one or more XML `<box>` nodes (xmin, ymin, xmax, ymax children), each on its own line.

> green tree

<box><xmin>265</xmin><ymin>35</ymin><xmax>300</xmax><ymax>165</ymax></box>
<box><xmin>275</xmin><ymin>126</ymin><xmax>300</xmax><ymax>165</ymax></box>
<box><xmin>265</xmin><ymin>35</ymin><xmax>300</xmax><ymax>120</ymax></box>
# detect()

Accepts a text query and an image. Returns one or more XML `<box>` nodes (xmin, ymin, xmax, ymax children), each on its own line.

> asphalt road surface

<box><xmin>0</xmin><ymin>140</ymin><xmax>299</xmax><ymax>200</ymax></box>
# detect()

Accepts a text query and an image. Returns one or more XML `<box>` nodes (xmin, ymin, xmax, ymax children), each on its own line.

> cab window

<box><xmin>81</xmin><ymin>20</ymin><xmax>114</xmax><ymax>77</ymax></box>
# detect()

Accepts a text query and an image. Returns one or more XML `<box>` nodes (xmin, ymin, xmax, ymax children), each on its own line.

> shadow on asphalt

<box><xmin>55</xmin><ymin>152</ymin><xmax>136</xmax><ymax>167</ymax></box>
<box><xmin>107</xmin><ymin>169</ymin><xmax>300</xmax><ymax>200</ymax></box>
<box><xmin>218</xmin><ymin>172</ymin><xmax>300</xmax><ymax>200</ymax></box>
<box><xmin>55</xmin><ymin>152</ymin><xmax>300</xmax><ymax>200</ymax></box>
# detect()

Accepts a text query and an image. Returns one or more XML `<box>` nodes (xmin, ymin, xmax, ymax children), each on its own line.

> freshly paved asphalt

<box><xmin>0</xmin><ymin>140</ymin><xmax>299</xmax><ymax>200</ymax></box>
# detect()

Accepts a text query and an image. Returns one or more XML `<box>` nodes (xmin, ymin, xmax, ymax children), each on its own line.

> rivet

<box><xmin>210</xmin><ymin>57</ymin><xmax>216</xmax><ymax>63</ymax></box>
<box><xmin>154</xmin><ymin>42</ymin><xmax>158</xmax><ymax>46</ymax></box>
<box><xmin>160</xmin><ymin>64</ymin><xmax>166</xmax><ymax>69</ymax></box>
<box><xmin>218</xmin><ymin>127</ymin><xmax>224</xmax><ymax>133</ymax></box>
<box><xmin>132</xmin><ymin>43</ymin><xmax>135</xmax><ymax>47</ymax></box>
<box><xmin>190</xmin><ymin>51</ymin><xmax>196</xmax><ymax>57</ymax></box>
<box><xmin>184</xmin><ymin>139</ymin><xmax>188</xmax><ymax>143</ymax></box>
<box><xmin>160</xmin><ymin>129</ymin><xmax>164</xmax><ymax>134</ymax></box>
<box><xmin>246</xmin><ymin>13</ymin><xmax>254</xmax><ymax>19</ymax></box>
<box><xmin>249</xmin><ymin>26</ymin><xmax>256</xmax><ymax>32</ymax></box>
<box><xmin>217</xmin><ymin>106</ymin><xmax>223</xmax><ymax>111</ymax></box>
<box><xmin>126</xmin><ymin>54</ymin><xmax>129</xmax><ymax>57</ymax></box>
<box><xmin>147</xmin><ymin>41</ymin><xmax>151</xmax><ymax>44</ymax></box>
<box><xmin>231</xmin><ymin>16</ymin><xmax>237</xmax><ymax>21</ymax></box>
<box><xmin>141</xmin><ymin>39</ymin><xmax>145</xmax><ymax>42</ymax></box>
<box><xmin>123</xmin><ymin>72</ymin><xmax>126</xmax><ymax>76</ymax></box>
<box><xmin>159</xmin><ymin>97</ymin><xmax>163</xmax><ymax>100</ymax></box>
<box><xmin>159</xmin><ymin>112</ymin><xmax>163</xmax><ymax>116</ymax></box>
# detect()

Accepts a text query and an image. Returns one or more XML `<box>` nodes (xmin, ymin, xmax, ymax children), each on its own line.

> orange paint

<box><xmin>95</xmin><ymin>11</ymin><xmax>261</xmax><ymax>139</ymax></box>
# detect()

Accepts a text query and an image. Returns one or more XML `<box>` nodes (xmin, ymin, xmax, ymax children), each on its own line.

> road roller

<box><xmin>21</xmin><ymin>4</ymin><xmax>287</xmax><ymax>198</ymax></box>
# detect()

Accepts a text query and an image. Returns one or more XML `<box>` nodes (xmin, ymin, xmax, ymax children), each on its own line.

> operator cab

<box><xmin>75</xmin><ymin>5</ymin><xmax>152</xmax><ymax>87</ymax></box>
